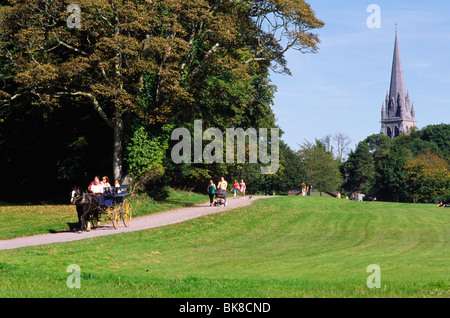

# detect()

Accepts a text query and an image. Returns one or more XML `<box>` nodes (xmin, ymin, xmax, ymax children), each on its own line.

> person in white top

<box><xmin>89</xmin><ymin>176</ymin><xmax>104</xmax><ymax>194</ymax></box>
<box><xmin>217</xmin><ymin>177</ymin><xmax>228</xmax><ymax>206</ymax></box>
<box><xmin>102</xmin><ymin>176</ymin><xmax>111</xmax><ymax>193</ymax></box>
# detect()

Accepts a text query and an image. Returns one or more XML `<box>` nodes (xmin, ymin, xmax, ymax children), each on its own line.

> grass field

<box><xmin>0</xmin><ymin>195</ymin><xmax>448</xmax><ymax>298</ymax></box>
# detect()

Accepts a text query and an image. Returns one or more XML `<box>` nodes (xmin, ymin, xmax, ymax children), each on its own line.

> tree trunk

<box><xmin>113</xmin><ymin>115</ymin><xmax>123</xmax><ymax>183</ymax></box>
<box><xmin>112</xmin><ymin>7</ymin><xmax>123</xmax><ymax>183</ymax></box>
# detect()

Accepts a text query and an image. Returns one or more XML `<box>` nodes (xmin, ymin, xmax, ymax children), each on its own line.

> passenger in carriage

<box><xmin>88</xmin><ymin>176</ymin><xmax>101</xmax><ymax>190</ymax></box>
<box><xmin>115</xmin><ymin>179</ymin><xmax>121</xmax><ymax>193</ymax></box>
<box><xmin>89</xmin><ymin>176</ymin><xmax>104</xmax><ymax>194</ymax></box>
<box><xmin>102</xmin><ymin>176</ymin><xmax>112</xmax><ymax>193</ymax></box>
<box><xmin>102</xmin><ymin>176</ymin><xmax>111</xmax><ymax>187</ymax></box>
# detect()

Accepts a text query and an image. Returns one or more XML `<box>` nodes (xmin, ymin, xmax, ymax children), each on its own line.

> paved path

<box><xmin>0</xmin><ymin>196</ymin><xmax>276</xmax><ymax>250</ymax></box>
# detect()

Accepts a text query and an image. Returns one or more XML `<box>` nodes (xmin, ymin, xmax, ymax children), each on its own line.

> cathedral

<box><xmin>380</xmin><ymin>32</ymin><xmax>416</xmax><ymax>139</ymax></box>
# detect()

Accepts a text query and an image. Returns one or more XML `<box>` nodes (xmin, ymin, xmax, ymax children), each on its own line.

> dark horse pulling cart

<box><xmin>71</xmin><ymin>186</ymin><xmax>131</xmax><ymax>232</ymax></box>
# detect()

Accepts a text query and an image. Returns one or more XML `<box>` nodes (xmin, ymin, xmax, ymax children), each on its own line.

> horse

<box><xmin>70</xmin><ymin>186</ymin><xmax>101</xmax><ymax>232</ymax></box>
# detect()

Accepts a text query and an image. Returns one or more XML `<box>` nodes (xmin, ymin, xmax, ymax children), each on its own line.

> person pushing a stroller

<box><xmin>215</xmin><ymin>177</ymin><xmax>228</xmax><ymax>206</ymax></box>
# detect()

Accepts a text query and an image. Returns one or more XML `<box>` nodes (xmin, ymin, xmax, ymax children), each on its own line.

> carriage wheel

<box><xmin>112</xmin><ymin>207</ymin><xmax>121</xmax><ymax>229</ymax></box>
<box><xmin>122</xmin><ymin>198</ymin><xmax>131</xmax><ymax>227</ymax></box>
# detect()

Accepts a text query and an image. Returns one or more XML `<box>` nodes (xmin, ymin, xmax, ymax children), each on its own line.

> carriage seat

<box><xmin>102</xmin><ymin>186</ymin><xmax>128</xmax><ymax>196</ymax></box>
<box><xmin>102</xmin><ymin>185</ymin><xmax>129</xmax><ymax>207</ymax></box>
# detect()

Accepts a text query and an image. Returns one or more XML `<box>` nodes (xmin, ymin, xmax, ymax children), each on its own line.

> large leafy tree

<box><xmin>341</xmin><ymin>141</ymin><xmax>375</xmax><ymax>195</ymax></box>
<box><xmin>297</xmin><ymin>140</ymin><xmax>342</xmax><ymax>195</ymax></box>
<box><xmin>372</xmin><ymin>142</ymin><xmax>412</xmax><ymax>202</ymax></box>
<box><xmin>405</xmin><ymin>149</ymin><xmax>450</xmax><ymax>203</ymax></box>
<box><xmin>0</xmin><ymin>0</ymin><xmax>324</xmax><ymax>183</ymax></box>
<box><xmin>252</xmin><ymin>140</ymin><xmax>306</xmax><ymax>195</ymax></box>
<box><xmin>418</xmin><ymin>124</ymin><xmax>450</xmax><ymax>162</ymax></box>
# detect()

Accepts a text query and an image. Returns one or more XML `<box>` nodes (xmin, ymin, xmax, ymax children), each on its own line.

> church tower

<box><xmin>380</xmin><ymin>32</ymin><xmax>416</xmax><ymax>139</ymax></box>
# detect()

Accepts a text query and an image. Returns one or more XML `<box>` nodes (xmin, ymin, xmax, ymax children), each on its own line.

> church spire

<box><xmin>389</xmin><ymin>32</ymin><xmax>406</xmax><ymax>101</ymax></box>
<box><xmin>380</xmin><ymin>30</ymin><xmax>416</xmax><ymax>139</ymax></box>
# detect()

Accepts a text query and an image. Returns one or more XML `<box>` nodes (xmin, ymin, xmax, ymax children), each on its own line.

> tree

<box><xmin>0</xmin><ymin>0</ymin><xmax>162</xmax><ymax>181</ymax></box>
<box><xmin>333</xmin><ymin>132</ymin><xmax>352</xmax><ymax>162</ymax></box>
<box><xmin>320</xmin><ymin>132</ymin><xmax>352</xmax><ymax>162</ymax></box>
<box><xmin>364</xmin><ymin>134</ymin><xmax>391</xmax><ymax>155</ymax></box>
<box><xmin>404</xmin><ymin>149</ymin><xmax>450</xmax><ymax>203</ymax></box>
<box><xmin>419</xmin><ymin>124</ymin><xmax>450</xmax><ymax>162</ymax></box>
<box><xmin>373</xmin><ymin>143</ymin><xmax>411</xmax><ymax>202</ymax></box>
<box><xmin>254</xmin><ymin>140</ymin><xmax>306</xmax><ymax>194</ymax></box>
<box><xmin>126</xmin><ymin>126</ymin><xmax>169</xmax><ymax>194</ymax></box>
<box><xmin>0</xmin><ymin>0</ymin><xmax>324</xmax><ymax>183</ymax></box>
<box><xmin>341</xmin><ymin>141</ymin><xmax>375</xmax><ymax>195</ymax></box>
<box><xmin>297</xmin><ymin>140</ymin><xmax>342</xmax><ymax>195</ymax></box>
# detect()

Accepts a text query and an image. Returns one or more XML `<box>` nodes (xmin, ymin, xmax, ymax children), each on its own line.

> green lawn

<box><xmin>0</xmin><ymin>196</ymin><xmax>448</xmax><ymax>298</ymax></box>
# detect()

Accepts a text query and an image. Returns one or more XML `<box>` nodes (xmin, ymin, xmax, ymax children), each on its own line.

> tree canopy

<box><xmin>297</xmin><ymin>139</ymin><xmax>342</xmax><ymax>194</ymax></box>
<box><xmin>340</xmin><ymin>124</ymin><xmax>450</xmax><ymax>203</ymax></box>
<box><xmin>0</xmin><ymin>0</ymin><xmax>324</xmax><ymax>201</ymax></box>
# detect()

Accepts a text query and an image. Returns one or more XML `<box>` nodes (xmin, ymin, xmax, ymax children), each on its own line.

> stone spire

<box><xmin>389</xmin><ymin>32</ymin><xmax>406</xmax><ymax>101</ymax></box>
<box><xmin>380</xmin><ymin>31</ymin><xmax>416</xmax><ymax>139</ymax></box>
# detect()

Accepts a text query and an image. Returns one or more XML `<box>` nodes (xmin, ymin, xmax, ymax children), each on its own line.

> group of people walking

<box><xmin>207</xmin><ymin>177</ymin><xmax>247</xmax><ymax>206</ymax></box>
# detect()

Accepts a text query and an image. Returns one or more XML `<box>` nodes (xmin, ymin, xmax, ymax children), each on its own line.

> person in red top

<box><xmin>233</xmin><ymin>180</ymin><xmax>239</xmax><ymax>199</ymax></box>
<box><xmin>89</xmin><ymin>176</ymin><xmax>104</xmax><ymax>194</ymax></box>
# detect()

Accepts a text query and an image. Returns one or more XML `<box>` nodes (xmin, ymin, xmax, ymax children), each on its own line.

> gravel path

<box><xmin>0</xmin><ymin>196</ymin><xmax>276</xmax><ymax>250</ymax></box>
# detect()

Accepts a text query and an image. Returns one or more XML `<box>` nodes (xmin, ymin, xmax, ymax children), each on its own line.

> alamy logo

<box><xmin>366</xmin><ymin>4</ymin><xmax>381</xmax><ymax>29</ymax></box>
<box><xmin>366</xmin><ymin>264</ymin><xmax>381</xmax><ymax>289</ymax></box>
<box><xmin>170</xmin><ymin>120</ymin><xmax>280</xmax><ymax>174</ymax></box>
<box><xmin>66</xmin><ymin>264</ymin><xmax>81</xmax><ymax>289</ymax></box>
<box><xmin>67</xmin><ymin>4</ymin><xmax>81</xmax><ymax>29</ymax></box>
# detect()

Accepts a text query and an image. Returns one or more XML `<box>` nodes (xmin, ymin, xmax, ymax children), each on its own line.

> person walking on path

<box><xmin>218</xmin><ymin>177</ymin><xmax>228</xmax><ymax>206</ymax></box>
<box><xmin>307</xmin><ymin>183</ymin><xmax>312</xmax><ymax>196</ymax></box>
<box><xmin>233</xmin><ymin>180</ymin><xmax>240</xmax><ymax>199</ymax></box>
<box><xmin>240</xmin><ymin>179</ymin><xmax>246</xmax><ymax>198</ymax></box>
<box><xmin>207</xmin><ymin>180</ymin><xmax>216</xmax><ymax>206</ymax></box>
<box><xmin>301</xmin><ymin>182</ymin><xmax>306</xmax><ymax>196</ymax></box>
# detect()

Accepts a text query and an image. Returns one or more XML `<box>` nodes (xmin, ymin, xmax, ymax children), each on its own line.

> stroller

<box><xmin>214</xmin><ymin>188</ymin><xmax>226</xmax><ymax>206</ymax></box>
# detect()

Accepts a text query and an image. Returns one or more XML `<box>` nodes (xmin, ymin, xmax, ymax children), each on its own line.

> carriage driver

<box><xmin>88</xmin><ymin>176</ymin><xmax>104</xmax><ymax>194</ymax></box>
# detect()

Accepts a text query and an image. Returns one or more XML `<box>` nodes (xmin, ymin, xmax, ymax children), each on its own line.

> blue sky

<box><xmin>270</xmin><ymin>0</ymin><xmax>450</xmax><ymax>152</ymax></box>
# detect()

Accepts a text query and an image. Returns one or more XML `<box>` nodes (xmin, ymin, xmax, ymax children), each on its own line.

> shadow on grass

<box><xmin>47</xmin><ymin>222</ymin><xmax>80</xmax><ymax>234</ymax></box>
<box><xmin>161</xmin><ymin>200</ymin><xmax>200</xmax><ymax>207</ymax></box>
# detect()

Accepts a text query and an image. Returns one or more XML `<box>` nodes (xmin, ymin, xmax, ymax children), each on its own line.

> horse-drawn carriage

<box><xmin>71</xmin><ymin>186</ymin><xmax>131</xmax><ymax>232</ymax></box>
